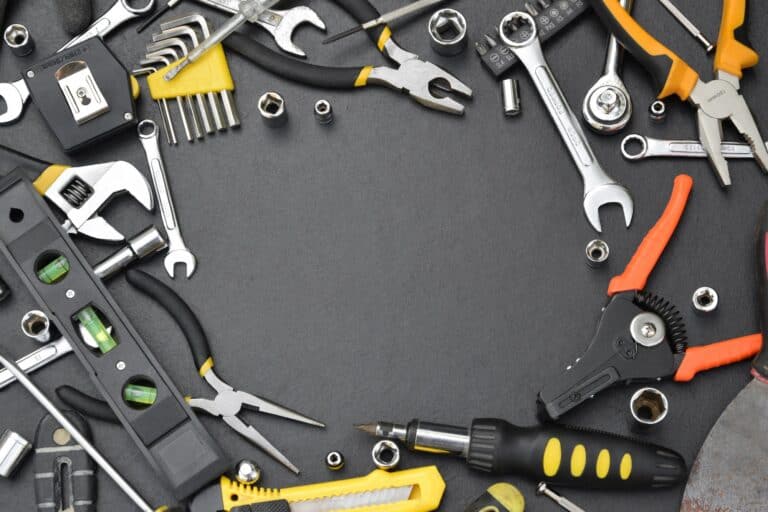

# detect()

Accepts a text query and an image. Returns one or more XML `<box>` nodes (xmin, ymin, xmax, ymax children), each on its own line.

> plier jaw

<box><xmin>367</xmin><ymin>58</ymin><xmax>473</xmax><ymax>115</ymax></box>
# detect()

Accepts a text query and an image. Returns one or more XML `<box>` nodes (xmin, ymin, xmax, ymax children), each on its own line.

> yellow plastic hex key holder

<box><xmin>147</xmin><ymin>44</ymin><xmax>234</xmax><ymax>99</ymax></box>
<box><xmin>188</xmin><ymin>466</ymin><xmax>446</xmax><ymax>512</ymax></box>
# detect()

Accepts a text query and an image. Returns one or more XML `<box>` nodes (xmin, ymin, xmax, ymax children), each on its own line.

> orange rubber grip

<box><xmin>714</xmin><ymin>0</ymin><xmax>759</xmax><ymax>79</ymax></box>
<box><xmin>608</xmin><ymin>175</ymin><xmax>693</xmax><ymax>296</ymax></box>
<box><xmin>589</xmin><ymin>0</ymin><xmax>700</xmax><ymax>100</ymax></box>
<box><xmin>674</xmin><ymin>333</ymin><xmax>762</xmax><ymax>382</ymax></box>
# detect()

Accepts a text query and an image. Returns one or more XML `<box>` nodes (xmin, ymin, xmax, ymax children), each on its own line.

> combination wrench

<box><xmin>138</xmin><ymin>120</ymin><xmax>197</xmax><ymax>278</ymax></box>
<box><xmin>498</xmin><ymin>12</ymin><xmax>633</xmax><ymax>233</ymax></box>
<box><xmin>582</xmin><ymin>0</ymin><xmax>633</xmax><ymax>134</ymax></box>
<box><xmin>622</xmin><ymin>134</ymin><xmax>768</xmax><ymax>161</ymax></box>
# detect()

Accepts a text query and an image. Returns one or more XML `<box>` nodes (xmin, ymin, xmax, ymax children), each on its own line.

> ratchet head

<box><xmin>0</xmin><ymin>79</ymin><xmax>30</xmax><ymax>124</ymax></box>
<box><xmin>583</xmin><ymin>80</ymin><xmax>632</xmax><ymax>134</ymax></box>
<box><xmin>40</xmin><ymin>161</ymin><xmax>154</xmax><ymax>242</ymax></box>
<box><xmin>584</xmin><ymin>183</ymin><xmax>634</xmax><ymax>233</ymax></box>
<box><xmin>261</xmin><ymin>6</ymin><xmax>326</xmax><ymax>58</ymax></box>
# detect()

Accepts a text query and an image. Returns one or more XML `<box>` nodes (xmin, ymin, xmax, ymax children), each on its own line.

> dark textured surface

<box><xmin>57</xmin><ymin>0</ymin><xmax>94</xmax><ymax>36</ymax></box>
<box><xmin>0</xmin><ymin>1</ymin><xmax>765</xmax><ymax>511</ymax></box>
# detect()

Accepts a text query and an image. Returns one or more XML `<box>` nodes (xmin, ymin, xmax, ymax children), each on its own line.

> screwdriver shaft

<box><xmin>657</xmin><ymin>0</ymin><xmax>714</xmax><ymax>52</ymax></box>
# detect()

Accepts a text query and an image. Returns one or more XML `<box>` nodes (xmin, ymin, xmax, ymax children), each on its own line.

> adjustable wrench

<box><xmin>192</xmin><ymin>0</ymin><xmax>326</xmax><ymax>57</ymax></box>
<box><xmin>499</xmin><ymin>12</ymin><xmax>633</xmax><ymax>232</ymax></box>
<box><xmin>621</xmin><ymin>134</ymin><xmax>768</xmax><ymax>161</ymax></box>
<box><xmin>137</xmin><ymin>120</ymin><xmax>197</xmax><ymax>278</ymax></box>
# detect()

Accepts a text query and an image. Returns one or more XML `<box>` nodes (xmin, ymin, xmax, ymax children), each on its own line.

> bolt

<box><xmin>640</xmin><ymin>322</ymin><xmax>657</xmax><ymax>338</ymax></box>
<box><xmin>536</xmin><ymin>482</ymin><xmax>586</xmax><ymax>512</ymax></box>
<box><xmin>597</xmin><ymin>89</ymin><xmax>618</xmax><ymax>113</ymax></box>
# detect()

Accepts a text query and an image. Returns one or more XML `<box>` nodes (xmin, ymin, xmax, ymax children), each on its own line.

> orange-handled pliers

<box><xmin>588</xmin><ymin>0</ymin><xmax>767</xmax><ymax>188</ymax></box>
<box><xmin>538</xmin><ymin>175</ymin><xmax>762</xmax><ymax>420</ymax></box>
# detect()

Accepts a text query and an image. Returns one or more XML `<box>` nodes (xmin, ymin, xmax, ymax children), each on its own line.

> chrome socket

<box><xmin>325</xmin><ymin>451</ymin><xmax>345</xmax><ymax>471</ymax></box>
<box><xmin>585</xmin><ymin>239</ymin><xmax>610</xmax><ymax>268</ymax></box>
<box><xmin>372</xmin><ymin>440</ymin><xmax>400</xmax><ymax>470</ymax></box>
<box><xmin>21</xmin><ymin>310</ymin><xmax>51</xmax><ymax>343</ymax></box>
<box><xmin>4</xmin><ymin>24</ymin><xmax>34</xmax><ymax>57</ymax></box>
<box><xmin>258</xmin><ymin>92</ymin><xmax>287</xmax><ymax>127</ymax></box>
<box><xmin>649</xmin><ymin>100</ymin><xmax>667</xmax><ymax>123</ymax></box>
<box><xmin>630</xmin><ymin>387</ymin><xmax>668</xmax><ymax>427</ymax></box>
<box><xmin>314</xmin><ymin>99</ymin><xmax>334</xmax><ymax>125</ymax></box>
<box><xmin>0</xmin><ymin>429</ymin><xmax>32</xmax><ymax>478</ymax></box>
<box><xmin>692</xmin><ymin>286</ymin><xmax>718</xmax><ymax>314</ymax></box>
<box><xmin>234</xmin><ymin>459</ymin><xmax>261</xmax><ymax>485</ymax></box>
<box><xmin>428</xmin><ymin>9</ymin><xmax>467</xmax><ymax>56</ymax></box>
<box><xmin>501</xmin><ymin>78</ymin><xmax>521</xmax><ymax>117</ymax></box>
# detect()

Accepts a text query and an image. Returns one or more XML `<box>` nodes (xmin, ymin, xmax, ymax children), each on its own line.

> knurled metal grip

<box><xmin>0</xmin><ymin>170</ymin><xmax>227</xmax><ymax>499</ymax></box>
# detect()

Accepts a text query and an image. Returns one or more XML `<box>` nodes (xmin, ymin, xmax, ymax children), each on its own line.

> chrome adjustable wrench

<box><xmin>0</xmin><ymin>0</ymin><xmax>154</xmax><ymax>124</ymax></box>
<box><xmin>499</xmin><ymin>12</ymin><xmax>633</xmax><ymax>232</ymax></box>
<box><xmin>192</xmin><ymin>0</ymin><xmax>326</xmax><ymax>57</ymax></box>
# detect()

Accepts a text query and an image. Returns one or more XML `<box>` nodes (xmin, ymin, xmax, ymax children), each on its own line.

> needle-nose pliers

<box><xmin>58</xmin><ymin>269</ymin><xmax>324</xmax><ymax>475</ymax></box>
<box><xmin>589</xmin><ymin>0</ymin><xmax>768</xmax><ymax>187</ymax></box>
<box><xmin>222</xmin><ymin>0</ymin><xmax>473</xmax><ymax>115</ymax></box>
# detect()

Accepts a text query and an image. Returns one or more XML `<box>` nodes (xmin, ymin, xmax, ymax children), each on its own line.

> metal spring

<box><xmin>61</xmin><ymin>177</ymin><xmax>93</xmax><ymax>208</ymax></box>
<box><xmin>635</xmin><ymin>291</ymin><xmax>688</xmax><ymax>354</ymax></box>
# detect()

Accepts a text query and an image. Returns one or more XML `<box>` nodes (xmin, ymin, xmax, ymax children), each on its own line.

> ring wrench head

<box><xmin>498</xmin><ymin>12</ymin><xmax>538</xmax><ymax>48</ymax></box>
<box><xmin>621</xmin><ymin>134</ymin><xmax>648</xmax><ymax>160</ymax></box>
<box><xmin>61</xmin><ymin>0</ymin><xmax>156</xmax><ymax>50</ymax></box>
<box><xmin>0</xmin><ymin>79</ymin><xmax>30</xmax><ymax>125</ymax></box>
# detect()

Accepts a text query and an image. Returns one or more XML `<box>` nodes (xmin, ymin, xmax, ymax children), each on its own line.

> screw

<box><xmin>640</xmin><ymin>322</ymin><xmax>656</xmax><ymax>338</ymax></box>
<box><xmin>65</xmin><ymin>289</ymin><xmax>75</xmax><ymax>299</ymax></box>
<box><xmin>536</xmin><ymin>482</ymin><xmax>586</xmax><ymax>512</ymax></box>
<box><xmin>116</xmin><ymin>361</ymin><xmax>126</xmax><ymax>371</ymax></box>
<box><xmin>124</xmin><ymin>113</ymin><xmax>134</xmax><ymax>121</ymax></box>
<box><xmin>26</xmin><ymin>70</ymin><xmax>35</xmax><ymax>79</ymax></box>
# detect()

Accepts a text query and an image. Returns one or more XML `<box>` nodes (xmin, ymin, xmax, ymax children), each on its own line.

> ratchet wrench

<box><xmin>60</xmin><ymin>0</ymin><xmax>155</xmax><ymax>50</ymax></box>
<box><xmin>622</xmin><ymin>134</ymin><xmax>768</xmax><ymax>161</ymax></box>
<box><xmin>499</xmin><ymin>12</ymin><xmax>633</xmax><ymax>233</ymax></box>
<box><xmin>137</xmin><ymin>120</ymin><xmax>197</xmax><ymax>278</ymax></box>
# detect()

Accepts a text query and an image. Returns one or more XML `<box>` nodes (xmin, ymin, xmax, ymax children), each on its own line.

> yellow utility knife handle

<box><xmin>220</xmin><ymin>467</ymin><xmax>445</xmax><ymax>512</ymax></box>
<box><xmin>589</xmin><ymin>0</ymin><xmax>700</xmax><ymax>100</ymax></box>
<box><xmin>715</xmin><ymin>0</ymin><xmax>759</xmax><ymax>78</ymax></box>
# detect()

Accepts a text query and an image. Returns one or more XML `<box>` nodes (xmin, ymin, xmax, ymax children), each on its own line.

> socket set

<box><xmin>475</xmin><ymin>0</ymin><xmax>589</xmax><ymax>79</ymax></box>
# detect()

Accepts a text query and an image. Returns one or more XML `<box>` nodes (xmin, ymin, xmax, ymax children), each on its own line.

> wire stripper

<box><xmin>188</xmin><ymin>466</ymin><xmax>446</xmax><ymax>512</ymax></box>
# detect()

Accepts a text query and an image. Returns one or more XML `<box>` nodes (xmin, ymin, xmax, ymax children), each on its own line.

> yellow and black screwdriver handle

<box><xmin>465</xmin><ymin>419</ymin><xmax>686</xmax><ymax>488</ymax></box>
<box><xmin>588</xmin><ymin>0</ymin><xmax>758</xmax><ymax>100</ymax></box>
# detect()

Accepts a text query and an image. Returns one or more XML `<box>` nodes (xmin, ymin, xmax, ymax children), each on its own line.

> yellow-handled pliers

<box><xmin>589</xmin><ymin>0</ymin><xmax>767</xmax><ymax>187</ymax></box>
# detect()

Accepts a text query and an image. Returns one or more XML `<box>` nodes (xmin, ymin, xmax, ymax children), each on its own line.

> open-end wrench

<box><xmin>192</xmin><ymin>0</ymin><xmax>326</xmax><ymax>58</ymax></box>
<box><xmin>499</xmin><ymin>12</ymin><xmax>633</xmax><ymax>232</ymax></box>
<box><xmin>137</xmin><ymin>120</ymin><xmax>197</xmax><ymax>278</ymax></box>
<box><xmin>582</xmin><ymin>0</ymin><xmax>633</xmax><ymax>134</ymax></box>
<box><xmin>621</xmin><ymin>134</ymin><xmax>768</xmax><ymax>161</ymax></box>
<box><xmin>60</xmin><ymin>0</ymin><xmax>156</xmax><ymax>51</ymax></box>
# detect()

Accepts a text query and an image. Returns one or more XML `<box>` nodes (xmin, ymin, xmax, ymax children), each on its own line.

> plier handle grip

<box><xmin>539</xmin><ymin>175</ymin><xmax>762</xmax><ymax>420</ymax></box>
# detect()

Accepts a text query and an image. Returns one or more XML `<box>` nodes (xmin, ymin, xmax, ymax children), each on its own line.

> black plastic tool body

<box><xmin>0</xmin><ymin>170</ymin><xmax>227</xmax><ymax>499</ymax></box>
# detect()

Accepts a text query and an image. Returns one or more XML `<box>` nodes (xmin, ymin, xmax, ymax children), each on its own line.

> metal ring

<box><xmin>122</xmin><ymin>0</ymin><xmax>156</xmax><ymax>15</ymax></box>
<box><xmin>371</xmin><ymin>440</ymin><xmax>400</xmax><ymax>470</ymax></box>
<box><xmin>498</xmin><ymin>12</ymin><xmax>538</xmax><ymax>47</ymax></box>
<box><xmin>621</xmin><ymin>134</ymin><xmax>648</xmax><ymax>161</ymax></box>
<box><xmin>630</xmin><ymin>387</ymin><xmax>668</xmax><ymax>425</ymax></box>
<box><xmin>137</xmin><ymin>119</ymin><xmax>157</xmax><ymax>139</ymax></box>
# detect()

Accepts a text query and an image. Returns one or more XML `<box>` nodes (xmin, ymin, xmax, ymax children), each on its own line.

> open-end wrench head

<box><xmin>164</xmin><ymin>250</ymin><xmax>196</xmax><ymax>278</ymax></box>
<box><xmin>265</xmin><ymin>6</ymin><xmax>326</xmax><ymax>58</ymax></box>
<box><xmin>583</xmin><ymin>183</ymin><xmax>634</xmax><ymax>233</ymax></box>
<box><xmin>0</xmin><ymin>79</ymin><xmax>30</xmax><ymax>124</ymax></box>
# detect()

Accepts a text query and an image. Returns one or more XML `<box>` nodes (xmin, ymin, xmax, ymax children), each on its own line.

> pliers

<box><xmin>589</xmin><ymin>0</ymin><xmax>768</xmax><ymax>187</ymax></box>
<box><xmin>222</xmin><ymin>0</ymin><xmax>472</xmax><ymax>115</ymax></box>
<box><xmin>538</xmin><ymin>175</ymin><xmax>763</xmax><ymax>420</ymax></box>
<box><xmin>57</xmin><ymin>269</ymin><xmax>324</xmax><ymax>475</ymax></box>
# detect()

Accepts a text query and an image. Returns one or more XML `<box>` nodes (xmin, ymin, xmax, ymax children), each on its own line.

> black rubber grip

<box><xmin>333</xmin><ymin>0</ymin><xmax>389</xmax><ymax>45</ymax></box>
<box><xmin>125</xmin><ymin>269</ymin><xmax>212</xmax><ymax>373</ymax></box>
<box><xmin>57</xmin><ymin>0</ymin><xmax>94</xmax><ymax>36</ymax></box>
<box><xmin>56</xmin><ymin>386</ymin><xmax>120</xmax><ymax>424</ymax></box>
<box><xmin>754</xmin><ymin>202</ymin><xmax>768</xmax><ymax>378</ymax></box>
<box><xmin>466</xmin><ymin>419</ymin><xmax>687</xmax><ymax>489</ymax></box>
<box><xmin>224</xmin><ymin>33</ymin><xmax>365</xmax><ymax>89</ymax></box>
<box><xmin>232</xmin><ymin>501</ymin><xmax>291</xmax><ymax>512</ymax></box>
<box><xmin>588</xmin><ymin>0</ymin><xmax>674</xmax><ymax>94</ymax></box>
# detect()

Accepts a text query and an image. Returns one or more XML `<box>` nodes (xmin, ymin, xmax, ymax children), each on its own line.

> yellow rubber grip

<box><xmin>355</xmin><ymin>66</ymin><xmax>373</xmax><ymax>87</ymax></box>
<box><xmin>714</xmin><ymin>0</ymin><xmax>759</xmax><ymax>78</ymax></box>
<box><xmin>33</xmin><ymin>165</ymin><xmax>70</xmax><ymax>195</ymax></box>
<box><xmin>593</xmin><ymin>0</ymin><xmax>700</xmax><ymax>100</ymax></box>
<box><xmin>198</xmin><ymin>357</ymin><xmax>214</xmax><ymax>377</ymax></box>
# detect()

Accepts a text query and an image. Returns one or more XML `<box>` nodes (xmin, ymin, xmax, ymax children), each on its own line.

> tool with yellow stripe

<box><xmin>357</xmin><ymin>418</ymin><xmax>686</xmax><ymax>489</ymax></box>
<box><xmin>221</xmin><ymin>0</ymin><xmax>472</xmax><ymax>115</ymax></box>
<box><xmin>188</xmin><ymin>466</ymin><xmax>445</xmax><ymax>512</ymax></box>
<box><xmin>57</xmin><ymin>269</ymin><xmax>325</xmax><ymax>475</ymax></box>
<box><xmin>588</xmin><ymin>0</ymin><xmax>768</xmax><ymax>187</ymax></box>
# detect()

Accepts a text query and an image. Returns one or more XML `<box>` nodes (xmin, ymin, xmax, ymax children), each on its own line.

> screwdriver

<box><xmin>323</xmin><ymin>0</ymin><xmax>448</xmax><ymax>45</ymax></box>
<box><xmin>356</xmin><ymin>418</ymin><xmax>687</xmax><ymax>489</ymax></box>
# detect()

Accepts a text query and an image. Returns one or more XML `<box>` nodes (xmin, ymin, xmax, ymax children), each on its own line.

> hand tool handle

<box><xmin>608</xmin><ymin>175</ymin><xmax>692</xmax><ymax>296</ymax></box>
<box><xmin>754</xmin><ymin>202</ymin><xmax>768</xmax><ymax>379</ymax></box>
<box><xmin>467</xmin><ymin>419</ymin><xmax>686</xmax><ymax>488</ymax></box>
<box><xmin>125</xmin><ymin>269</ymin><xmax>213</xmax><ymax>376</ymax></box>
<box><xmin>714</xmin><ymin>0</ymin><xmax>758</xmax><ymax>78</ymax></box>
<box><xmin>674</xmin><ymin>333</ymin><xmax>762</xmax><ymax>381</ymax></box>
<box><xmin>588</xmin><ymin>0</ymin><xmax>699</xmax><ymax>100</ymax></box>
<box><xmin>224</xmin><ymin>33</ymin><xmax>368</xmax><ymax>88</ymax></box>
<box><xmin>56</xmin><ymin>385</ymin><xmax>120</xmax><ymax>423</ymax></box>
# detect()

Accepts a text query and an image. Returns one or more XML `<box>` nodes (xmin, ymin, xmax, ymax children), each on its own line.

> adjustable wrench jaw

<box><xmin>43</xmin><ymin>162</ymin><xmax>154</xmax><ymax>242</ymax></box>
<box><xmin>0</xmin><ymin>79</ymin><xmax>31</xmax><ymax>125</ymax></box>
<box><xmin>368</xmin><ymin>58</ymin><xmax>473</xmax><ymax>115</ymax></box>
